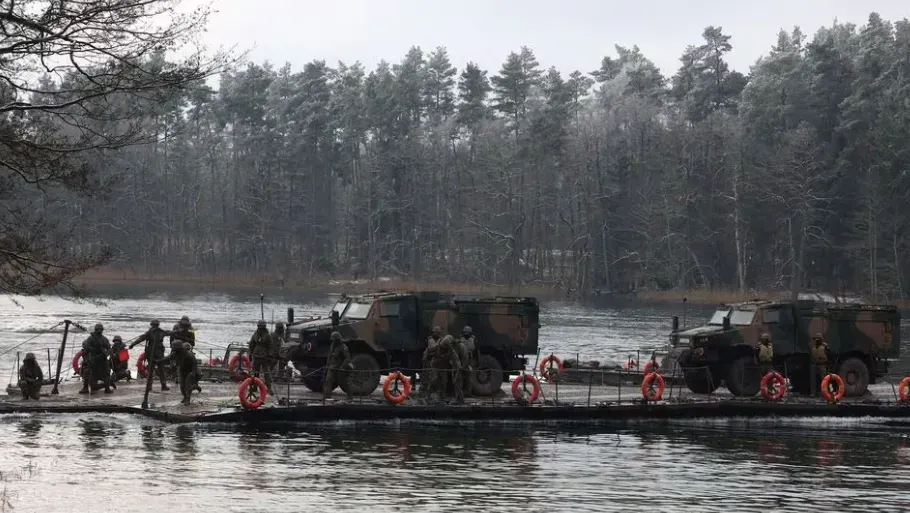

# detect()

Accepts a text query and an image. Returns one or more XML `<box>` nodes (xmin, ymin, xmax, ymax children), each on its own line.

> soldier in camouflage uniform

<box><xmin>459</xmin><ymin>326</ymin><xmax>478</xmax><ymax>396</ymax></box>
<box><xmin>109</xmin><ymin>335</ymin><xmax>131</xmax><ymax>384</ymax></box>
<box><xmin>811</xmin><ymin>333</ymin><xmax>829</xmax><ymax>376</ymax></box>
<box><xmin>323</xmin><ymin>331</ymin><xmax>352</xmax><ymax>400</ymax></box>
<box><xmin>130</xmin><ymin>319</ymin><xmax>171</xmax><ymax>391</ymax></box>
<box><xmin>80</xmin><ymin>323</ymin><xmax>113</xmax><ymax>395</ymax></box>
<box><xmin>757</xmin><ymin>333</ymin><xmax>773</xmax><ymax>375</ymax></box>
<box><xmin>249</xmin><ymin>320</ymin><xmax>275</xmax><ymax>395</ymax></box>
<box><xmin>451</xmin><ymin>334</ymin><xmax>470</xmax><ymax>404</ymax></box>
<box><xmin>18</xmin><ymin>352</ymin><xmax>43</xmax><ymax>400</ymax></box>
<box><xmin>420</xmin><ymin>326</ymin><xmax>444</xmax><ymax>397</ymax></box>
<box><xmin>271</xmin><ymin>321</ymin><xmax>287</xmax><ymax>379</ymax></box>
<box><xmin>158</xmin><ymin>342</ymin><xmax>201</xmax><ymax>404</ymax></box>
<box><xmin>434</xmin><ymin>335</ymin><xmax>463</xmax><ymax>403</ymax></box>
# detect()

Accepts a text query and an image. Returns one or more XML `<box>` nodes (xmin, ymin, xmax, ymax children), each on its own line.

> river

<box><xmin>0</xmin><ymin>289</ymin><xmax>908</xmax><ymax>512</ymax></box>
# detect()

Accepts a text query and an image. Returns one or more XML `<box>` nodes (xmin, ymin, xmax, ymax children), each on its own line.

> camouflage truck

<box><xmin>668</xmin><ymin>299</ymin><xmax>900</xmax><ymax>397</ymax></box>
<box><xmin>282</xmin><ymin>291</ymin><xmax>539</xmax><ymax>396</ymax></box>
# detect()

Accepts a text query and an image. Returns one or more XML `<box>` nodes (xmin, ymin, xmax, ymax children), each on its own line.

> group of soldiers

<box><xmin>420</xmin><ymin>325</ymin><xmax>478</xmax><ymax>404</ymax></box>
<box><xmin>756</xmin><ymin>331</ymin><xmax>831</xmax><ymax>391</ymax></box>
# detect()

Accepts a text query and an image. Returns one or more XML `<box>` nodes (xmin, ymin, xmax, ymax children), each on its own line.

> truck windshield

<box><xmin>343</xmin><ymin>302</ymin><xmax>372</xmax><ymax>320</ymax></box>
<box><xmin>331</xmin><ymin>300</ymin><xmax>349</xmax><ymax>317</ymax></box>
<box><xmin>709</xmin><ymin>309</ymin><xmax>731</xmax><ymax>325</ymax></box>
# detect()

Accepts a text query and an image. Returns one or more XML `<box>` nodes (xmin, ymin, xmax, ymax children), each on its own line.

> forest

<box><xmin>9</xmin><ymin>7</ymin><xmax>910</xmax><ymax>300</ymax></box>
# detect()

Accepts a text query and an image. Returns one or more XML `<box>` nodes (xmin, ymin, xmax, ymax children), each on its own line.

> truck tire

<box><xmin>679</xmin><ymin>350</ymin><xmax>720</xmax><ymax>394</ymax></box>
<box><xmin>837</xmin><ymin>357</ymin><xmax>870</xmax><ymax>397</ymax></box>
<box><xmin>726</xmin><ymin>355</ymin><xmax>761</xmax><ymax>397</ymax></box>
<box><xmin>341</xmin><ymin>352</ymin><xmax>381</xmax><ymax>396</ymax></box>
<box><xmin>300</xmin><ymin>366</ymin><xmax>328</xmax><ymax>393</ymax></box>
<box><xmin>472</xmin><ymin>354</ymin><xmax>504</xmax><ymax>396</ymax></box>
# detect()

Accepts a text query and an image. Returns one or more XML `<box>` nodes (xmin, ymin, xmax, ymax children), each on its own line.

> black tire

<box><xmin>726</xmin><ymin>355</ymin><xmax>761</xmax><ymax>397</ymax></box>
<box><xmin>679</xmin><ymin>350</ymin><xmax>720</xmax><ymax>394</ymax></box>
<box><xmin>340</xmin><ymin>352</ymin><xmax>381</xmax><ymax>396</ymax></box>
<box><xmin>837</xmin><ymin>357</ymin><xmax>870</xmax><ymax>397</ymax></box>
<box><xmin>472</xmin><ymin>354</ymin><xmax>504</xmax><ymax>396</ymax></box>
<box><xmin>299</xmin><ymin>365</ymin><xmax>327</xmax><ymax>393</ymax></box>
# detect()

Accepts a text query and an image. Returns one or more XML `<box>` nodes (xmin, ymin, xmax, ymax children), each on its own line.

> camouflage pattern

<box><xmin>110</xmin><ymin>336</ymin><xmax>131</xmax><ymax>383</ymax></box>
<box><xmin>672</xmin><ymin>299</ymin><xmax>900</xmax><ymax>396</ymax></box>
<box><xmin>158</xmin><ymin>342</ymin><xmax>201</xmax><ymax>404</ymax></box>
<box><xmin>249</xmin><ymin>324</ymin><xmax>274</xmax><ymax>394</ymax></box>
<box><xmin>18</xmin><ymin>353</ymin><xmax>42</xmax><ymax>400</ymax></box>
<box><xmin>285</xmin><ymin>291</ymin><xmax>539</xmax><ymax>395</ymax></box>
<box><xmin>80</xmin><ymin>331</ymin><xmax>112</xmax><ymax>394</ymax></box>
<box><xmin>130</xmin><ymin>322</ymin><xmax>170</xmax><ymax>389</ymax></box>
<box><xmin>323</xmin><ymin>331</ymin><xmax>352</xmax><ymax>399</ymax></box>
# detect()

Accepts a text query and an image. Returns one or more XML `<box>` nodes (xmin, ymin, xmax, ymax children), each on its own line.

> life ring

<box><xmin>136</xmin><ymin>353</ymin><xmax>147</xmax><ymax>378</ymax></box>
<box><xmin>821</xmin><ymin>373</ymin><xmax>845</xmax><ymax>403</ymax></box>
<box><xmin>72</xmin><ymin>350</ymin><xmax>83</xmax><ymax>375</ymax></box>
<box><xmin>624</xmin><ymin>358</ymin><xmax>639</xmax><ymax>370</ymax></box>
<box><xmin>760</xmin><ymin>371</ymin><xmax>786</xmax><ymax>401</ymax></box>
<box><xmin>239</xmin><ymin>376</ymin><xmax>267</xmax><ymax>410</ymax></box>
<box><xmin>511</xmin><ymin>373</ymin><xmax>541</xmax><ymax>405</ymax></box>
<box><xmin>382</xmin><ymin>372</ymin><xmax>411</xmax><ymax>405</ymax></box>
<box><xmin>643</xmin><ymin>360</ymin><xmax>660</xmax><ymax>374</ymax></box>
<box><xmin>539</xmin><ymin>355</ymin><xmax>564</xmax><ymax>380</ymax></box>
<box><xmin>641</xmin><ymin>372</ymin><xmax>665</xmax><ymax>401</ymax></box>
<box><xmin>228</xmin><ymin>353</ymin><xmax>251</xmax><ymax>381</ymax></box>
<box><xmin>899</xmin><ymin>376</ymin><xmax>910</xmax><ymax>403</ymax></box>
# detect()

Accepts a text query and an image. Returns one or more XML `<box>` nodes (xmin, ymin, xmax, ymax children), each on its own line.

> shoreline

<box><xmin>72</xmin><ymin>268</ymin><xmax>817</xmax><ymax>306</ymax></box>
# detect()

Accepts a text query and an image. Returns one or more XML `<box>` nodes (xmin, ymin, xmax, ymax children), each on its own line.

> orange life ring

<box><xmin>239</xmin><ymin>376</ymin><xmax>267</xmax><ymax>410</ymax></box>
<box><xmin>641</xmin><ymin>372</ymin><xmax>665</xmax><ymax>401</ymax></box>
<box><xmin>643</xmin><ymin>360</ymin><xmax>660</xmax><ymax>374</ymax></box>
<box><xmin>382</xmin><ymin>372</ymin><xmax>412</xmax><ymax>404</ymax></box>
<box><xmin>760</xmin><ymin>371</ymin><xmax>786</xmax><ymax>401</ymax></box>
<box><xmin>624</xmin><ymin>358</ymin><xmax>639</xmax><ymax>370</ymax></box>
<box><xmin>821</xmin><ymin>373</ymin><xmax>845</xmax><ymax>403</ymax></box>
<box><xmin>539</xmin><ymin>355</ymin><xmax>564</xmax><ymax>379</ymax></box>
<box><xmin>511</xmin><ymin>373</ymin><xmax>541</xmax><ymax>404</ymax></box>
<box><xmin>136</xmin><ymin>353</ymin><xmax>148</xmax><ymax>378</ymax></box>
<box><xmin>228</xmin><ymin>353</ymin><xmax>251</xmax><ymax>381</ymax></box>
<box><xmin>72</xmin><ymin>350</ymin><xmax>83</xmax><ymax>375</ymax></box>
<box><xmin>899</xmin><ymin>376</ymin><xmax>910</xmax><ymax>403</ymax></box>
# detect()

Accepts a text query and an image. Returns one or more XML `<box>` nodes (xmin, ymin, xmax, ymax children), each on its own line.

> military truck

<box><xmin>668</xmin><ymin>299</ymin><xmax>900</xmax><ymax>397</ymax></box>
<box><xmin>282</xmin><ymin>291</ymin><xmax>539</xmax><ymax>397</ymax></box>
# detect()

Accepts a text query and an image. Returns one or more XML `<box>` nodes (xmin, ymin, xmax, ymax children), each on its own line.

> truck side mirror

<box><xmin>331</xmin><ymin>310</ymin><xmax>340</xmax><ymax>327</ymax></box>
<box><xmin>672</xmin><ymin>316</ymin><xmax>679</xmax><ymax>331</ymax></box>
<box><xmin>287</xmin><ymin>308</ymin><xmax>294</xmax><ymax>325</ymax></box>
<box><xmin>722</xmin><ymin>316</ymin><xmax>730</xmax><ymax>331</ymax></box>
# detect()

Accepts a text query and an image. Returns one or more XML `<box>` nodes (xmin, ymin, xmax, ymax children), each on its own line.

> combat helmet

<box><xmin>150</xmin><ymin>319</ymin><xmax>160</xmax><ymax>327</ymax></box>
<box><xmin>113</xmin><ymin>335</ymin><xmax>123</xmax><ymax>342</ymax></box>
<box><xmin>462</xmin><ymin>326</ymin><xmax>473</xmax><ymax>336</ymax></box>
<box><xmin>431</xmin><ymin>326</ymin><xmax>442</xmax><ymax>337</ymax></box>
<box><xmin>94</xmin><ymin>323</ymin><xmax>104</xmax><ymax>333</ymax></box>
<box><xmin>257</xmin><ymin>320</ymin><xmax>267</xmax><ymax>328</ymax></box>
<box><xmin>24</xmin><ymin>352</ymin><xmax>35</xmax><ymax>361</ymax></box>
<box><xmin>275</xmin><ymin>322</ymin><xmax>285</xmax><ymax>331</ymax></box>
<box><xmin>179</xmin><ymin>316</ymin><xmax>191</xmax><ymax>327</ymax></box>
<box><xmin>331</xmin><ymin>331</ymin><xmax>342</xmax><ymax>341</ymax></box>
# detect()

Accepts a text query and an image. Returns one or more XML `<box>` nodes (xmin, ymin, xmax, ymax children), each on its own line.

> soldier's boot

<box><xmin>78</xmin><ymin>385</ymin><xmax>89</xmax><ymax>394</ymax></box>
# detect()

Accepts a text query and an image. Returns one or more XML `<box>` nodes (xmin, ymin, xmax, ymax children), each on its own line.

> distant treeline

<box><xmin>61</xmin><ymin>12</ymin><xmax>910</xmax><ymax>300</ymax></box>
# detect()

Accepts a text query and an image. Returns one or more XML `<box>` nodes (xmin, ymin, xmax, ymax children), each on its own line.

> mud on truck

<box><xmin>281</xmin><ymin>292</ymin><xmax>540</xmax><ymax>397</ymax></box>
<box><xmin>668</xmin><ymin>299</ymin><xmax>900</xmax><ymax>397</ymax></box>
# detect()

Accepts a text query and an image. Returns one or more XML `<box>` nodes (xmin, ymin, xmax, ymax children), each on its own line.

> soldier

<box><xmin>271</xmin><ymin>321</ymin><xmax>287</xmax><ymax>378</ymax></box>
<box><xmin>323</xmin><ymin>331</ymin><xmax>352</xmax><ymax>400</ymax></box>
<box><xmin>249</xmin><ymin>320</ymin><xmax>274</xmax><ymax>395</ymax></box>
<box><xmin>80</xmin><ymin>323</ymin><xmax>113</xmax><ymax>394</ymax></box>
<box><xmin>170</xmin><ymin>316</ymin><xmax>195</xmax><ymax>347</ymax></box>
<box><xmin>757</xmin><ymin>333</ymin><xmax>774</xmax><ymax>375</ymax></box>
<box><xmin>427</xmin><ymin>326</ymin><xmax>443</xmax><ymax>348</ymax></box>
<box><xmin>109</xmin><ymin>335</ymin><xmax>131</xmax><ymax>384</ymax></box>
<box><xmin>130</xmin><ymin>319</ymin><xmax>171</xmax><ymax>391</ymax></box>
<box><xmin>811</xmin><ymin>332</ymin><xmax>829</xmax><ymax>377</ymax></box>
<box><xmin>459</xmin><ymin>326</ymin><xmax>478</xmax><ymax>396</ymax></box>
<box><xmin>435</xmin><ymin>335</ymin><xmax>463</xmax><ymax>403</ymax></box>
<box><xmin>451</xmin><ymin>334</ymin><xmax>470</xmax><ymax>404</ymax></box>
<box><xmin>158</xmin><ymin>342</ymin><xmax>201</xmax><ymax>404</ymax></box>
<box><xmin>18</xmin><ymin>352</ymin><xmax>43</xmax><ymax>400</ymax></box>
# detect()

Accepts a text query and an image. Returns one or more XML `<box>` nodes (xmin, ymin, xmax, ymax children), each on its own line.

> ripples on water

<box><xmin>2</xmin><ymin>290</ymin><xmax>910</xmax><ymax>511</ymax></box>
<box><xmin>1</xmin><ymin>415</ymin><xmax>910</xmax><ymax>512</ymax></box>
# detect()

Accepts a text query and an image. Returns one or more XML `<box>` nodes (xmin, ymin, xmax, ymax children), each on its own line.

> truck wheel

<box><xmin>726</xmin><ymin>355</ymin><xmax>761</xmax><ymax>397</ymax></box>
<box><xmin>472</xmin><ymin>354</ymin><xmax>504</xmax><ymax>396</ymax></box>
<box><xmin>837</xmin><ymin>357</ymin><xmax>870</xmax><ymax>397</ymax></box>
<box><xmin>679</xmin><ymin>350</ymin><xmax>720</xmax><ymax>394</ymax></box>
<box><xmin>341</xmin><ymin>353</ymin><xmax>381</xmax><ymax>396</ymax></box>
<box><xmin>300</xmin><ymin>366</ymin><xmax>328</xmax><ymax>393</ymax></box>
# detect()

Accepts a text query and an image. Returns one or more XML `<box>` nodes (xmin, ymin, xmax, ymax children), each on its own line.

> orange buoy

<box><xmin>382</xmin><ymin>372</ymin><xmax>412</xmax><ymax>404</ymax></box>
<box><xmin>511</xmin><ymin>373</ymin><xmax>541</xmax><ymax>405</ymax></box>
<box><xmin>239</xmin><ymin>376</ymin><xmax>267</xmax><ymax>410</ymax></box>
<box><xmin>72</xmin><ymin>350</ymin><xmax>83</xmax><ymax>375</ymax></box>
<box><xmin>136</xmin><ymin>353</ymin><xmax>148</xmax><ymax>378</ymax></box>
<box><xmin>760</xmin><ymin>371</ymin><xmax>786</xmax><ymax>401</ymax></box>
<box><xmin>643</xmin><ymin>360</ymin><xmax>660</xmax><ymax>374</ymax></box>
<box><xmin>641</xmin><ymin>372</ymin><xmax>665</xmax><ymax>401</ymax></box>
<box><xmin>899</xmin><ymin>376</ymin><xmax>910</xmax><ymax>403</ymax></box>
<box><xmin>539</xmin><ymin>354</ymin><xmax>564</xmax><ymax>380</ymax></box>
<box><xmin>228</xmin><ymin>353</ymin><xmax>251</xmax><ymax>382</ymax></box>
<box><xmin>821</xmin><ymin>373</ymin><xmax>845</xmax><ymax>403</ymax></box>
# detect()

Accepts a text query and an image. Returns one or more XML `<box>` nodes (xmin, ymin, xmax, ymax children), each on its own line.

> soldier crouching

<box><xmin>19</xmin><ymin>353</ymin><xmax>43</xmax><ymax>400</ymax></box>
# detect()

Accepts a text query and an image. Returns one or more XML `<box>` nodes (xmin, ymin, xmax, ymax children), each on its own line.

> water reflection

<box><xmin>173</xmin><ymin>425</ymin><xmax>196</xmax><ymax>460</ymax></box>
<box><xmin>139</xmin><ymin>424</ymin><xmax>164</xmax><ymax>454</ymax></box>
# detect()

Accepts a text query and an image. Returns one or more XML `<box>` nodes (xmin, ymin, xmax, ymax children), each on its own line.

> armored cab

<box><xmin>284</xmin><ymin>292</ymin><xmax>540</xmax><ymax>397</ymax></box>
<box><xmin>669</xmin><ymin>299</ymin><xmax>900</xmax><ymax>397</ymax></box>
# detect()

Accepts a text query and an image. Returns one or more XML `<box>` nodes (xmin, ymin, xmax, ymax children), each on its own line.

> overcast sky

<box><xmin>200</xmin><ymin>0</ymin><xmax>907</xmax><ymax>78</ymax></box>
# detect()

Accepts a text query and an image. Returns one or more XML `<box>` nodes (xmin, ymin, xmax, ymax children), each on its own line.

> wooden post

<box><xmin>51</xmin><ymin>320</ymin><xmax>71</xmax><ymax>395</ymax></box>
